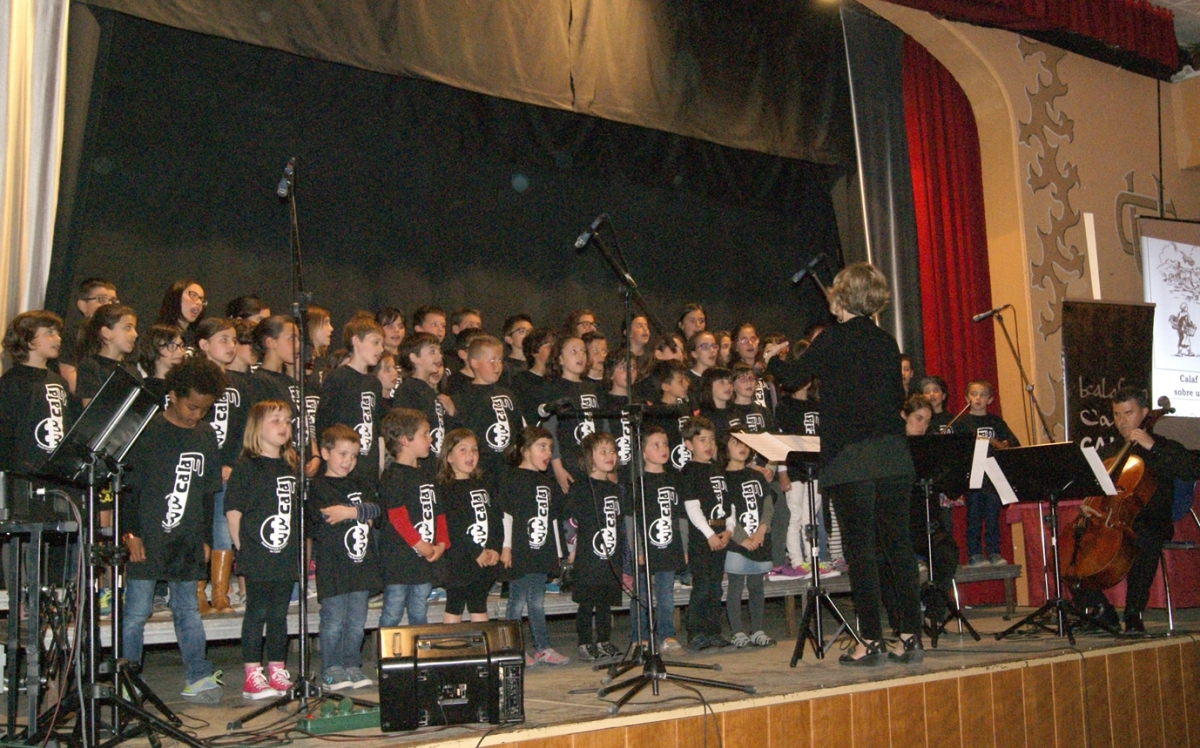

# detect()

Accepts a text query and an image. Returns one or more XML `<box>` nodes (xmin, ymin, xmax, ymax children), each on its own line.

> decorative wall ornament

<box><xmin>1115</xmin><ymin>170</ymin><xmax>1176</xmax><ymax>270</ymax></box>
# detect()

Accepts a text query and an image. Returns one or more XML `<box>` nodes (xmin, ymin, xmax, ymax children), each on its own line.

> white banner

<box><xmin>1140</xmin><ymin>218</ymin><xmax>1200</xmax><ymax>417</ymax></box>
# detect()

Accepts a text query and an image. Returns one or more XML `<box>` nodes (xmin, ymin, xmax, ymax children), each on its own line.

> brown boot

<box><xmin>210</xmin><ymin>550</ymin><xmax>236</xmax><ymax>614</ymax></box>
<box><xmin>196</xmin><ymin>580</ymin><xmax>214</xmax><ymax>616</ymax></box>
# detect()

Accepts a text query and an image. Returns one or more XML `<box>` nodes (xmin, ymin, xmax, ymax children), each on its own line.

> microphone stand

<box><xmin>990</xmin><ymin>313</ymin><xmax>1054</xmax><ymax>444</ymax></box>
<box><xmin>579</xmin><ymin>219</ymin><xmax>753</xmax><ymax>713</ymax></box>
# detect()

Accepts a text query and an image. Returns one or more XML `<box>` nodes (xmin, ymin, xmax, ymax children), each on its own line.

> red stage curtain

<box><xmin>903</xmin><ymin>37</ymin><xmax>1010</xmax><ymax>602</ymax></box>
<box><xmin>889</xmin><ymin>0</ymin><xmax>1177</xmax><ymax>72</ymax></box>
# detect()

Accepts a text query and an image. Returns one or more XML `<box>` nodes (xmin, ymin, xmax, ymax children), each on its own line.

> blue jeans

<box><xmin>212</xmin><ymin>486</ymin><xmax>232</xmax><ymax>551</ymax></box>
<box><xmin>966</xmin><ymin>487</ymin><xmax>1001</xmax><ymax>557</ymax></box>
<box><xmin>122</xmin><ymin>578</ymin><xmax>214</xmax><ymax>685</ymax></box>
<box><xmin>319</xmin><ymin>590</ymin><xmax>369</xmax><ymax>670</ymax></box>
<box><xmin>505</xmin><ymin>573</ymin><xmax>549</xmax><ymax>651</ymax></box>
<box><xmin>379</xmin><ymin>583</ymin><xmax>431</xmax><ymax>627</ymax></box>
<box><xmin>634</xmin><ymin>569</ymin><xmax>677</xmax><ymax>643</ymax></box>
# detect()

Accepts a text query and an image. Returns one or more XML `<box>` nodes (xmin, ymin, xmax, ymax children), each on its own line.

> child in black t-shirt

<box><xmin>546</xmin><ymin>336</ymin><xmax>601</xmax><ymax>493</ymax></box>
<box><xmin>195</xmin><ymin>318</ymin><xmax>251</xmax><ymax>616</ymax></box>
<box><xmin>0</xmin><ymin>310</ymin><xmax>71</xmax><ymax>472</ymax></box>
<box><xmin>680</xmin><ymin>417</ymin><xmax>732</xmax><ymax>650</ymax></box>
<box><xmin>249</xmin><ymin>316</ymin><xmax>321</xmax><ymax>477</ymax></box>
<box><xmin>376</xmin><ymin>352</ymin><xmax>400</xmax><ymax>409</ymax></box>
<box><xmin>685</xmin><ymin>331</ymin><xmax>719</xmax><ymax>411</ymax></box>
<box><xmin>309</xmin><ymin>424</ymin><xmax>382</xmax><ymax>691</ymax></box>
<box><xmin>453</xmin><ymin>335</ymin><xmax>522</xmax><ymax>488</ymax></box>
<box><xmin>120</xmin><ymin>356</ymin><xmax>226</xmax><ymax>705</ymax></box>
<box><xmin>315</xmin><ymin>317</ymin><xmax>386</xmax><ymax>487</ymax></box>
<box><xmin>565</xmin><ymin>432</ymin><xmax>624</xmax><ymax>661</ymax></box>
<box><xmin>395</xmin><ymin>332</ymin><xmax>452</xmax><ymax>460</ymax></box>
<box><xmin>582</xmin><ymin>331</ymin><xmax>608</xmax><ymax>384</ymax></box>
<box><xmin>600</xmin><ymin>350</ymin><xmax>643</xmax><ymax>470</ymax></box>
<box><xmin>135</xmin><ymin>324</ymin><xmax>185</xmax><ymax>407</ymax></box>
<box><xmin>697</xmin><ymin>366</ymin><xmax>735</xmax><ymax>442</ymax></box>
<box><xmin>500</xmin><ymin>426</ymin><xmax>569</xmax><ymax>666</ymax></box>
<box><xmin>723</xmin><ymin>432</ymin><xmax>775</xmax><ymax>648</ymax></box>
<box><xmin>57</xmin><ymin>277</ymin><xmax>117</xmax><ymax>395</ymax></box>
<box><xmin>501</xmin><ymin>314</ymin><xmax>533</xmax><ymax>384</ymax></box>
<box><xmin>225</xmin><ymin>400</ymin><xmax>302</xmax><ymax>700</ymax></box>
<box><xmin>629</xmin><ymin>426</ymin><xmax>686</xmax><ymax>654</ymax></box>
<box><xmin>918</xmin><ymin>376</ymin><xmax>953</xmax><ymax>434</ymax></box>
<box><xmin>377</xmin><ymin>408</ymin><xmax>448</xmax><ymax>626</ymax></box>
<box><xmin>511</xmin><ymin>328</ymin><xmax>557</xmax><ymax>428</ymax></box>
<box><xmin>76</xmin><ymin>303</ymin><xmax>140</xmax><ymax>407</ymax></box>
<box><xmin>729</xmin><ymin>362</ymin><xmax>776</xmax><ymax>435</ymax></box>
<box><xmin>646</xmin><ymin>360</ymin><xmax>694</xmax><ymax>472</ymax></box>
<box><xmin>958</xmin><ymin>380</ymin><xmax>1019</xmax><ymax>566</ymax></box>
<box><xmin>437</xmin><ymin>429</ymin><xmax>503</xmax><ymax>623</ymax></box>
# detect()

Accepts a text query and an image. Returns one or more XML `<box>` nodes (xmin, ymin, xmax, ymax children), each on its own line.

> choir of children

<box><xmin>1</xmin><ymin>276</ymin><xmax>1009</xmax><ymax>696</ymax></box>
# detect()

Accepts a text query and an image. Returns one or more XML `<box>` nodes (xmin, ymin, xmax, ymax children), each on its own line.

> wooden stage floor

<box><xmin>48</xmin><ymin>601</ymin><xmax>1196</xmax><ymax>748</ymax></box>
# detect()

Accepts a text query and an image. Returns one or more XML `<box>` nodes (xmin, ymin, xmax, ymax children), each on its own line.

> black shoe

<box><xmin>577</xmin><ymin>643</ymin><xmax>600</xmax><ymax>661</ymax></box>
<box><xmin>839</xmin><ymin>640</ymin><xmax>887</xmax><ymax>667</ymax></box>
<box><xmin>595</xmin><ymin>641</ymin><xmax>622</xmax><ymax>658</ymax></box>
<box><xmin>888</xmin><ymin>635</ymin><xmax>924</xmax><ymax>665</ymax></box>
<box><xmin>687</xmin><ymin>635</ymin><xmax>711</xmax><ymax>651</ymax></box>
<box><xmin>1124</xmin><ymin>614</ymin><xmax>1146</xmax><ymax>634</ymax></box>
<box><xmin>710</xmin><ymin>635</ymin><xmax>732</xmax><ymax>648</ymax></box>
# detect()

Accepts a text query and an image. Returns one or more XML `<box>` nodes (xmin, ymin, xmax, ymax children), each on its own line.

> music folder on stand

<box><xmin>907</xmin><ymin>433</ymin><xmax>981</xmax><ymax>646</ymax></box>
<box><xmin>988</xmin><ymin>442</ymin><xmax>1119</xmax><ymax>644</ymax></box>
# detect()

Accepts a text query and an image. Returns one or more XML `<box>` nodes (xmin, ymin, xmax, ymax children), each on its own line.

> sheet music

<box><xmin>731</xmin><ymin>433</ymin><xmax>819</xmax><ymax>462</ymax></box>
<box><xmin>969</xmin><ymin>436</ymin><xmax>989</xmax><ymax>490</ymax></box>
<box><xmin>984</xmin><ymin>456</ymin><xmax>1019</xmax><ymax>505</ymax></box>
<box><xmin>1081</xmin><ymin>445</ymin><xmax>1119</xmax><ymax>496</ymax></box>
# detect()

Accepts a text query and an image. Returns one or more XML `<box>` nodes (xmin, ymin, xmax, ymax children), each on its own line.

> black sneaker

<box><xmin>687</xmin><ymin>635</ymin><xmax>711</xmax><ymax>651</ymax></box>
<box><xmin>596</xmin><ymin>641</ymin><xmax>622</xmax><ymax>658</ymax></box>
<box><xmin>709</xmin><ymin>635</ymin><xmax>732</xmax><ymax>648</ymax></box>
<box><xmin>1124</xmin><ymin>614</ymin><xmax>1146</xmax><ymax>634</ymax></box>
<box><xmin>577</xmin><ymin>643</ymin><xmax>600</xmax><ymax>661</ymax></box>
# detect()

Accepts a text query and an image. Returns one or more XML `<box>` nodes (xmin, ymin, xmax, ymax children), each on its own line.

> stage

<box><xmin>91</xmin><ymin>603</ymin><xmax>1200</xmax><ymax>748</ymax></box>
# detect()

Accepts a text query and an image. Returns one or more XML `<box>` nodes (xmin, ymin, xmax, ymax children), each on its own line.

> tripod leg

<box><xmin>658</xmin><ymin>672</ymin><xmax>755</xmax><ymax>695</ymax></box>
<box><xmin>790</xmin><ymin>590</ymin><xmax>819</xmax><ymax>666</ymax></box>
<box><xmin>609</xmin><ymin>676</ymin><xmax>652</xmax><ymax>711</ymax></box>
<box><xmin>100</xmin><ymin>696</ymin><xmax>205</xmax><ymax>748</ymax></box>
<box><xmin>121</xmin><ymin>667</ymin><xmax>182</xmax><ymax>725</ymax></box>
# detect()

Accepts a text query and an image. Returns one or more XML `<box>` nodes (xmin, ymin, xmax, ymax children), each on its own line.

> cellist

<box><xmin>1074</xmin><ymin>387</ymin><xmax>1199</xmax><ymax>633</ymax></box>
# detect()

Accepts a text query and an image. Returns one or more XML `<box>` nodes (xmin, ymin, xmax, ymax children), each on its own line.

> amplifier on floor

<box><xmin>377</xmin><ymin>620</ymin><xmax>525</xmax><ymax>732</ymax></box>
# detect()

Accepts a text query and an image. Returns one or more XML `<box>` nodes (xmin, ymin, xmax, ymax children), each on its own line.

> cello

<box><xmin>1060</xmin><ymin>397</ymin><xmax>1174</xmax><ymax>590</ymax></box>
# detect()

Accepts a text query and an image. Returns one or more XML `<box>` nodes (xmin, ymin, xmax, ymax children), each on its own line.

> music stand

<box><xmin>907</xmin><ymin>434</ymin><xmax>980</xmax><ymax>646</ymax></box>
<box><xmin>784</xmin><ymin>444</ymin><xmax>863</xmax><ymax>665</ymax></box>
<box><xmin>990</xmin><ymin>443</ymin><xmax>1119</xmax><ymax>644</ymax></box>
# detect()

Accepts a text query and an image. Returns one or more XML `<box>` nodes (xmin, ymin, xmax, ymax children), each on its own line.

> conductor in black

<box><xmin>1075</xmin><ymin>387</ymin><xmax>1198</xmax><ymax>634</ymax></box>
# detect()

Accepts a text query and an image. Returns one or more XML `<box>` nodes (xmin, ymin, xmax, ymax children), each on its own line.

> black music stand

<box><xmin>990</xmin><ymin>443</ymin><xmax>1119</xmax><ymax>644</ymax></box>
<box><xmin>907</xmin><ymin>434</ymin><xmax>980</xmax><ymax>646</ymax></box>
<box><xmin>787</xmin><ymin>445</ymin><xmax>863</xmax><ymax>665</ymax></box>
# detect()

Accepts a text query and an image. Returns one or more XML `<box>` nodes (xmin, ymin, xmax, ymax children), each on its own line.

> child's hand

<box><xmin>437</xmin><ymin>394</ymin><xmax>457</xmax><ymax>417</ymax></box>
<box><xmin>476</xmin><ymin>549</ymin><xmax>495</xmax><ymax>567</ymax></box>
<box><xmin>752</xmin><ymin>464</ymin><xmax>774</xmax><ymax>481</ymax></box>
<box><xmin>707</xmin><ymin>534</ymin><xmax>724</xmax><ymax>551</ymax></box>
<box><xmin>321</xmin><ymin>505</ymin><xmax>357</xmax><ymax>524</ymax></box>
<box><xmin>501</xmin><ymin>547</ymin><xmax>512</xmax><ymax>568</ymax></box>
<box><xmin>203</xmin><ymin>543</ymin><xmax>211</xmax><ymax>563</ymax></box>
<box><xmin>429</xmin><ymin>543</ymin><xmax>446</xmax><ymax>562</ymax></box>
<box><xmin>305</xmin><ymin>456</ymin><xmax>321</xmax><ymax>478</ymax></box>
<box><xmin>124</xmin><ymin>535</ymin><xmax>145</xmax><ymax>563</ymax></box>
<box><xmin>414</xmin><ymin>540</ymin><xmax>435</xmax><ymax>559</ymax></box>
<box><xmin>778</xmin><ymin>472</ymin><xmax>791</xmax><ymax>493</ymax></box>
<box><xmin>568</xmin><ymin>550</ymin><xmax>576</xmax><ymax>564</ymax></box>
<box><xmin>553</xmin><ymin>463</ymin><xmax>574</xmax><ymax>494</ymax></box>
<box><xmin>740</xmin><ymin>537</ymin><xmax>759</xmax><ymax>551</ymax></box>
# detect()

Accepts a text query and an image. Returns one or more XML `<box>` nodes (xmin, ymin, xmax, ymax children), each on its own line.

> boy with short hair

<box><xmin>395</xmin><ymin>332</ymin><xmax>453</xmax><ymax>458</ymax></box>
<box><xmin>501</xmin><ymin>314</ymin><xmax>534</xmax><ymax>381</ymax></box>
<box><xmin>453</xmin><ymin>335</ymin><xmax>522</xmax><ymax>484</ymax></box>
<box><xmin>120</xmin><ymin>356</ymin><xmax>227</xmax><ymax>704</ymax></box>
<box><xmin>411</xmin><ymin>305</ymin><xmax>447</xmax><ymax>343</ymax></box>
<box><xmin>957</xmin><ymin>380</ymin><xmax>1019</xmax><ymax>566</ymax></box>
<box><xmin>309</xmin><ymin>424</ymin><xmax>383</xmax><ymax>690</ymax></box>
<box><xmin>0</xmin><ymin>311</ymin><xmax>71</xmax><ymax>472</ymax></box>
<box><xmin>648</xmin><ymin>360</ymin><xmax>693</xmax><ymax>472</ymax></box>
<box><xmin>58</xmin><ymin>277</ymin><xmax>118</xmax><ymax>393</ymax></box>
<box><xmin>511</xmin><ymin>328</ymin><xmax>556</xmax><ymax>427</ymax></box>
<box><xmin>377</xmin><ymin>408</ymin><xmax>449</xmax><ymax>626</ymax></box>
<box><xmin>679</xmin><ymin>417</ymin><xmax>732</xmax><ymax>650</ymax></box>
<box><xmin>601</xmin><ymin>350</ymin><xmax>640</xmax><ymax>469</ymax></box>
<box><xmin>315</xmin><ymin>317</ymin><xmax>386</xmax><ymax>485</ymax></box>
<box><xmin>444</xmin><ymin>327</ymin><xmax>487</xmax><ymax>395</ymax></box>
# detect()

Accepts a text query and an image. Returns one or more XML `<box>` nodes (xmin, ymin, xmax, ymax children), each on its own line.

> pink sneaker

<box><xmin>243</xmin><ymin>666</ymin><xmax>280</xmax><ymax>700</ymax></box>
<box><xmin>266</xmin><ymin>663</ymin><xmax>293</xmax><ymax>693</ymax></box>
<box><xmin>534</xmin><ymin>647</ymin><xmax>570</xmax><ymax>665</ymax></box>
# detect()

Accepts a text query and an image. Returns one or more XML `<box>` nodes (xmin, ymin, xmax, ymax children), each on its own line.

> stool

<box><xmin>1160</xmin><ymin>540</ymin><xmax>1198</xmax><ymax>634</ymax></box>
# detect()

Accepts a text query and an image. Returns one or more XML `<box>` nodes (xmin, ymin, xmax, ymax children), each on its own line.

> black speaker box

<box><xmin>377</xmin><ymin>620</ymin><xmax>525</xmax><ymax>732</ymax></box>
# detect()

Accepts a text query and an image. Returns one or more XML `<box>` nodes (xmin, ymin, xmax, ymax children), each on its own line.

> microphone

<box><xmin>276</xmin><ymin>157</ymin><xmax>295</xmax><ymax>199</ymax></box>
<box><xmin>790</xmin><ymin>254</ymin><xmax>824</xmax><ymax>284</ymax></box>
<box><xmin>574</xmin><ymin>214</ymin><xmax>608</xmax><ymax>250</ymax></box>
<box><xmin>537</xmin><ymin>397</ymin><xmax>573</xmax><ymax>420</ymax></box>
<box><xmin>971</xmin><ymin>304</ymin><xmax>1012</xmax><ymax>323</ymax></box>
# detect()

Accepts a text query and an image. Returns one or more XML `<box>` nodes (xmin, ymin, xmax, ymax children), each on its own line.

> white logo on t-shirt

<box><xmin>162</xmin><ymin>452</ymin><xmax>205</xmax><ymax>532</ymax></box>
<box><xmin>260</xmin><ymin>476</ymin><xmax>296</xmax><ymax>552</ymax></box>
<box><xmin>35</xmin><ymin>384</ymin><xmax>67</xmax><ymax>452</ymax></box>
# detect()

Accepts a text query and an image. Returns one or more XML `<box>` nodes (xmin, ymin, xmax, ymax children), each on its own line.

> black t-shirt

<box><xmin>929</xmin><ymin>411</ymin><xmax>955</xmax><ymax>434</ymax></box>
<box><xmin>511</xmin><ymin>370</ymin><xmax>554</xmax><ymax>429</ymax></box>
<box><xmin>315</xmin><ymin>365</ymin><xmax>384</xmax><ymax>486</ymax></box>
<box><xmin>307</xmin><ymin>474</ymin><xmax>381</xmax><ymax>600</ymax></box>
<box><xmin>548</xmin><ymin>378</ymin><xmax>602</xmax><ymax>473</ymax></box>
<box><xmin>454</xmin><ymin>383</ymin><xmax>522</xmax><ymax>478</ymax></box>
<box><xmin>775</xmin><ymin>398</ymin><xmax>820</xmax><ymax>436</ymax></box>
<box><xmin>645</xmin><ymin>403</ymin><xmax>693</xmax><ymax>472</ymax></box>
<box><xmin>954</xmin><ymin>413</ymin><xmax>1019</xmax><ymax>446</ymax></box>
<box><xmin>501</xmin><ymin>357</ymin><xmax>528</xmax><ymax>389</ymax></box>
<box><xmin>224</xmin><ymin>455</ymin><xmax>300</xmax><ymax>582</ymax></box>
<box><xmin>0</xmin><ymin>364</ymin><xmax>71</xmax><ymax>472</ymax></box>
<box><xmin>142</xmin><ymin>377</ymin><xmax>170</xmax><ymax>410</ymax></box>
<box><xmin>565</xmin><ymin>477</ymin><xmax>624</xmax><ymax>605</ymax></box>
<box><xmin>679</xmin><ymin>460</ymin><xmax>731</xmax><ymax>553</ymax></box>
<box><xmin>727</xmin><ymin>402</ymin><xmax>775</xmax><ymax>434</ymax></box>
<box><xmin>122</xmin><ymin>413</ymin><xmax>221</xmax><ymax>580</ymax></box>
<box><xmin>76</xmin><ymin>355</ymin><xmax>141</xmax><ymax>403</ymax></box>
<box><xmin>440</xmin><ymin>478</ymin><xmax>503</xmax><ymax>585</ymax></box>
<box><xmin>250</xmin><ymin>368</ymin><xmax>303</xmax><ymax>448</ymax></box>
<box><xmin>600</xmin><ymin>392</ymin><xmax>643</xmax><ymax>468</ymax></box>
<box><xmin>699</xmin><ymin>405</ymin><xmax>737</xmax><ymax>443</ymax></box>
<box><xmin>444</xmin><ymin>369</ymin><xmax>473</xmax><ymax>398</ymax></box>
<box><xmin>209</xmin><ymin>369</ymin><xmax>252</xmax><ymax>467</ymax></box>
<box><xmin>395</xmin><ymin>377</ymin><xmax>448</xmax><ymax>457</ymax></box>
<box><xmin>725</xmin><ymin>467</ymin><xmax>772</xmax><ymax>563</ymax></box>
<box><xmin>57</xmin><ymin>319</ymin><xmax>84</xmax><ymax>369</ymax></box>
<box><xmin>377</xmin><ymin>462</ymin><xmax>443</xmax><ymax>585</ymax></box>
<box><xmin>629</xmin><ymin>470</ymin><xmax>686</xmax><ymax>573</ymax></box>
<box><xmin>497</xmin><ymin>466</ymin><xmax>563</xmax><ymax>577</ymax></box>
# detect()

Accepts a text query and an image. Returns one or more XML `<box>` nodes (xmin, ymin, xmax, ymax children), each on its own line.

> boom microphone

<box><xmin>971</xmin><ymin>304</ymin><xmax>1012</xmax><ymax>323</ymax></box>
<box><xmin>790</xmin><ymin>254</ymin><xmax>824</xmax><ymax>284</ymax></box>
<box><xmin>574</xmin><ymin>214</ymin><xmax>608</xmax><ymax>250</ymax></box>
